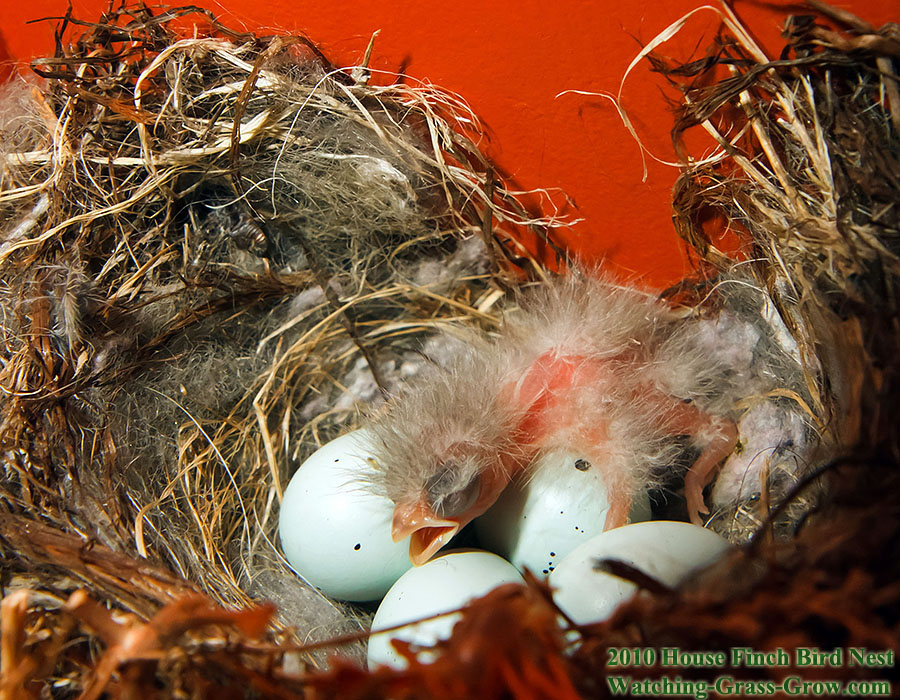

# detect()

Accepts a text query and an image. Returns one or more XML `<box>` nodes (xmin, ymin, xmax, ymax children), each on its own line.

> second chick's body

<box><xmin>370</xmin><ymin>275</ymin><xmax>738</xmax><ymax>565</ymax></box>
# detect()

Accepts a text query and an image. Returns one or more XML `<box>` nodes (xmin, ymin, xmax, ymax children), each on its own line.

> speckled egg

<box><xmin>367</xmin><ymin>550</ymin><xmax>523</xmax><ymax>670</ymax></box>
<box><xmin>549</xmin><ymin>520</ymin><xmax>731</xmax><ymax>624</ymax></box>
<box><xmin>278</xmin><ymin>429</ymin><xmax>412</xmax><ymax>602</ymax></box>
<box><xmin>473</xmin><ymin>449</ymin><xmax>651</xmax><ymax>575</ymax></box>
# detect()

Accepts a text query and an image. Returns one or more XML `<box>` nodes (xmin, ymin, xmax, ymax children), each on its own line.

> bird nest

<box><xmin>1</xmin><ymin>1</ymin><xmax>899</xmax><ymax>698</ymax></box>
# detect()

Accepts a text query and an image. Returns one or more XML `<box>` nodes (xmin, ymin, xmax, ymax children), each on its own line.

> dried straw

<box><xmin>643</xmin><ymin>1</ymin><xmax>899</xmax><ymax>537</ymax></box>
<box><xmin>0</xmin><ymin>0</ymin><xmax>567</xmax><ymax>683</ymax></box>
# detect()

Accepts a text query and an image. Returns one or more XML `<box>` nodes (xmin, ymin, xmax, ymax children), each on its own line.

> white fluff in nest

<box><xmin>688</xmin><ymin>288</ymin><xmax>818</xmax><ymax>516</ymax></box>
<box><xmin>712</xmin><ymin>401</ymin><xmax>809</xmax><ymax>507</ymax></box>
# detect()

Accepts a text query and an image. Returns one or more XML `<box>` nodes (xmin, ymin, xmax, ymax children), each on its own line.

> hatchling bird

<box><xmin>369</xmin><ymin>274</ymin><xmax>739</xmax><ymax>565</ymax></box>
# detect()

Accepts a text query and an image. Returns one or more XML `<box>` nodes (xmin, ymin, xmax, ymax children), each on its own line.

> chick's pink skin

<box><xmin>391</xmin><ymin>347</ymin><xmax>737</xmax><ymax>564</ymax></box>
<box><xmin>512</xmin><ymin>349</ymin><xmax>737</xmax><ymax>525</ymax></box>
<box><xmin>504</xmin><ymin>350</ymin><xmax>637</xmax><ymax>530</ymax></box>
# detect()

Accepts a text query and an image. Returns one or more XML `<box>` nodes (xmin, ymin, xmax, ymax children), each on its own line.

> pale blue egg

<box><xmin>278</xmin><ymin>429</ymin><xmax>413</xmax><ymax>601</ymax></box>
<box><xmin>367</xmin><ymin>550</ymin><xmax>523</xmax><ymax>670</ymax></box>
<box><xmin>549</xmin><ymin>520</ymin><xmax>730</xmax><ymax>624</ymax></box>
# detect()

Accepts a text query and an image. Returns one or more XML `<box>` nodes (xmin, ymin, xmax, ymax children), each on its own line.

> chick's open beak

<box><xmin>391</xmin><ymin>468</ymin><xmax>512</xmax><ymax>566</ymax></box>
<box><xmin>391</xmin><ymin>500</ymin><xmax>459</xmax><ymax>566</ymax></box>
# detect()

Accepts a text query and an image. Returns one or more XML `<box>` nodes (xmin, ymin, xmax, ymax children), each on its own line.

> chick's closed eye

<box><xmin>425</xmin><ymin>469</ymin><xmax>481</xmax><ymax>518</ymax></box>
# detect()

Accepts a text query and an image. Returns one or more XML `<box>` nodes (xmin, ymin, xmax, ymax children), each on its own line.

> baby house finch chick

<box><xmin>370</xmin><ymin>275</ymin><xmax>738</xmax><ymax>565</ymax></box>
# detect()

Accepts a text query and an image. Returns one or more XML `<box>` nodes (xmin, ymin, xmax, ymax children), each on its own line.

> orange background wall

<box><xmin>1</xmin><ymin>1</ymin><xmax>895</xmax><ymax>289</ymax></box>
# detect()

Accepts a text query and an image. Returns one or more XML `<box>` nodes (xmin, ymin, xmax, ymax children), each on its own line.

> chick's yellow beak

<box><xmin>392</xmin><ymin>468</ymin><xmax>513</xmax><ymax>566</ymax></box>
<box><xmin>391</xmin><ymin>499</ymin><xmax>459</xmax><ymax>566</ymax></box>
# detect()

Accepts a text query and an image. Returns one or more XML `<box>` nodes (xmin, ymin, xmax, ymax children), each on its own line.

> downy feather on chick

<box><xmin>369</xmin><ymin>273</ymin><xmax>740</xmax><ymax>565</ymax></box>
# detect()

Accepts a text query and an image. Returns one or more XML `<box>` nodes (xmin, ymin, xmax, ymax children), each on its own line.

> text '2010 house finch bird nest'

<box><xmin>1</xmin><ymin>1</ymin><xmax>899</xmax><ymax>698</ymax></box>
